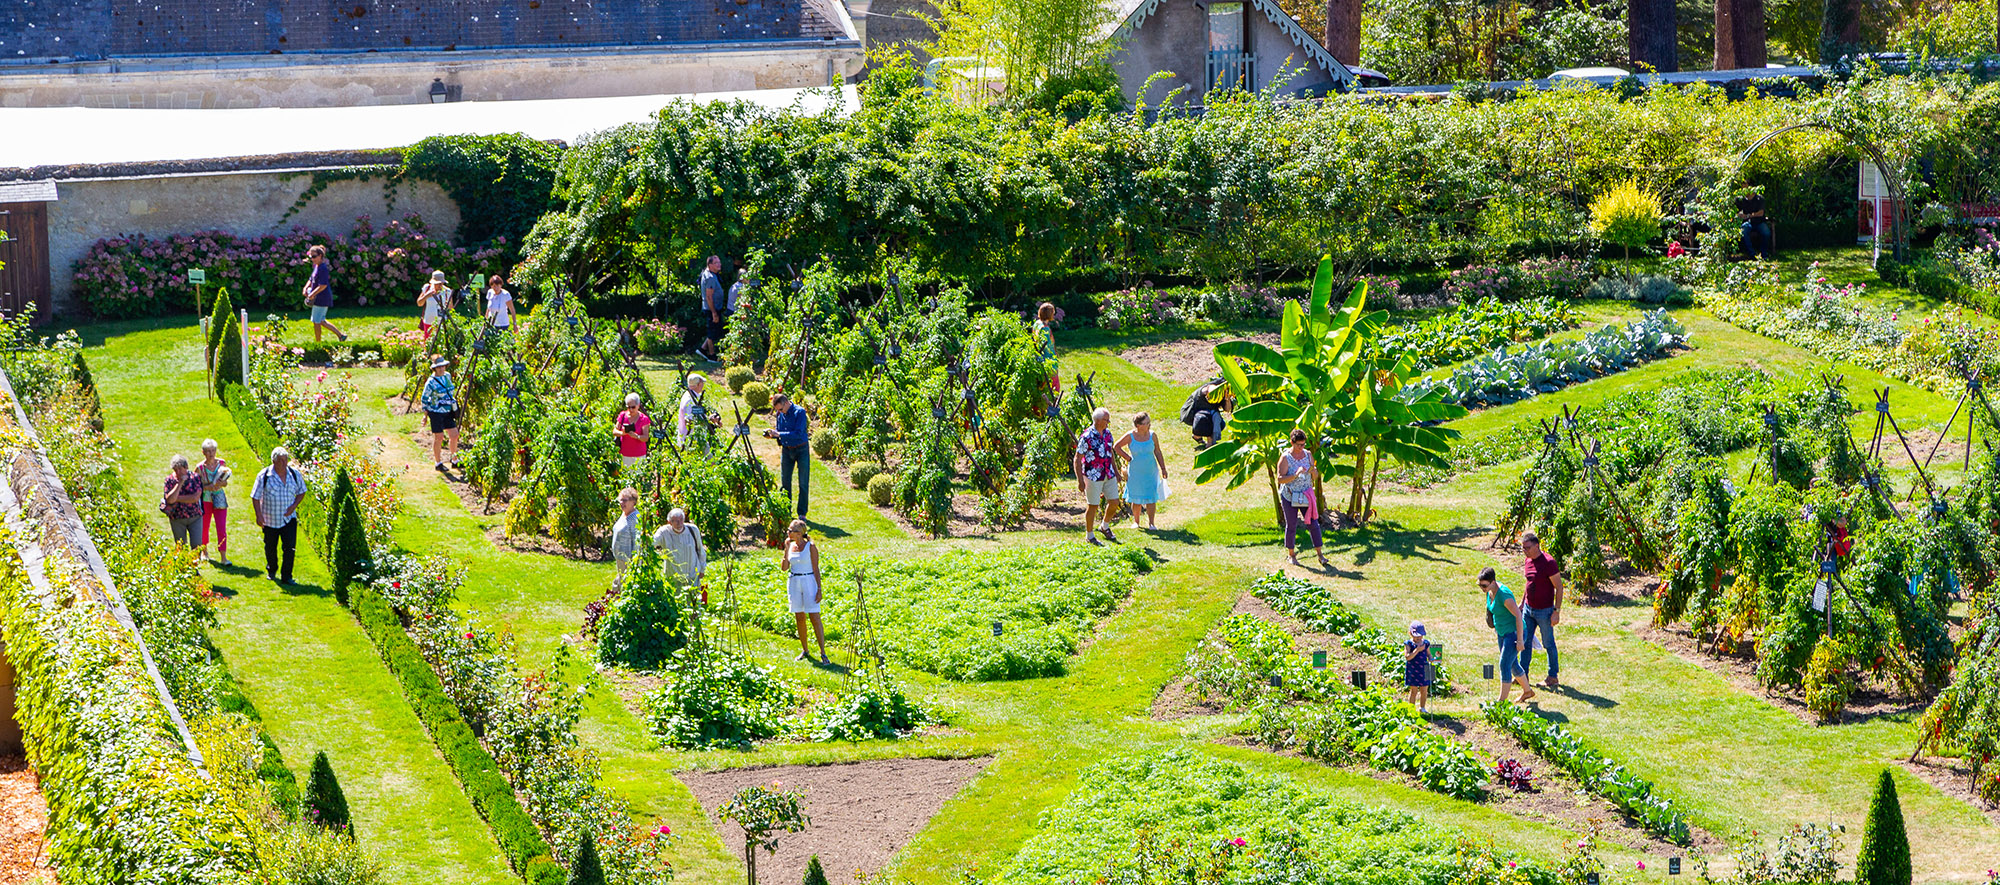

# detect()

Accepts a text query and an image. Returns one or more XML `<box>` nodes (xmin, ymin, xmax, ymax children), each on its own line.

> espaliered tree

<box><xmin>1195</xmin><ymin>256</ymin><xmax>1465</xmax><ymax>527</ymax></box>
<box><xmin>303</xmin><ymin>750</ymin><xmax>352</xmax><ymax>833</ymax></box>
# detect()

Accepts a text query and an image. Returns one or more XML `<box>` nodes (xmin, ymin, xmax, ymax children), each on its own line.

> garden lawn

<box><xmin>79</xmin><ymin>321</ymin><xmax>517</xmax><ymax>885</ymax></box>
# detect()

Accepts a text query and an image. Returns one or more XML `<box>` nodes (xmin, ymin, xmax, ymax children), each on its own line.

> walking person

<box><xmin>650</xmin><ymin>508</ymin><xmax>709</xmax><ymax>589</ymax></box>
<box><xmin>764</xmin><ymin>392</ymin><xmax>810</xmax><ymax>519</ymax></box>
<box><xmin>782</xmin><ymin>519</ymin><xmax>829</xmax><ymax>663</ymax></box>
<box><xmin>484</xmin><ymin>275</ymin><xmax>516</xmax><ymax>332</ymax></box>
<box><xmin>1073</xmin><ymin>407</ymin><xmax>1123</xmax><ymax>544</ymax></box>
<box><xmin>1034</xmin><ymin>302</ymin><xmax>1062</xmax><ymax>400</ymax></box>
<box><xmin>162</xmin><ymin>455</ymin><xmax>205</xmax><ymax>547</ymax></box>
<box><xmin>421</xmin><ymin>357</ymin><xmax>460</xmax><ymax>472</ymax></box>
<box><xmin>1115</xmin><ymin>412</ymin><xmax>1169</xmax><ymax>530</ymax></box>
<box><xmin>1404</xmin><ymin>622</ymin><xmax>1433</xmax><ymax>714</ymax></box>
<box><xmin>1480</xmin><ymin>566</ymin><xmax>1537</xmax><ymax>703</ymax></box>
<box><xmin>698</xmin><ymin>256</ymin><xmax>726</xmax><ymax>361</ymax></box>
<box><xmin>676</xmin><ymin>374</ymin><xmax>711</xmax><ymax>443</ymax></box>
<box><xmin>251</xmin><ymin>447</ymin><xmax>308</xmax><ymax>584</ymax></box>
<box><xmin>301</xmin><ymin>244</ymin><xmax>347</xmax><ymax>343</ymax></box>
<box><xmin>1277</xmin><ymin>430</ymin><xmax>1327</xmax><ymax>566</ymax></box>
<box><xmin>197</xmin><ymin>440</ymin><xmax>232</xmax><ymax>565</ymax></box>
<box><xmin>1518</xmin><ymin>531</ymin><xmax>1565</xmax><ymax>689</ymax></box>
<box><xmin>616</xmin><ymin>394</ymin><xmax>652</xmax><ymax>471</ymax></box>
<box><xmin>610</xmin><ymin>488</ymin><xmax>641</xmax><ymax>591</ymax></box>
<box><xmin>417</xmin><ymin>269</ymin><xmax>452</xmax><ymax>338</ymax></box>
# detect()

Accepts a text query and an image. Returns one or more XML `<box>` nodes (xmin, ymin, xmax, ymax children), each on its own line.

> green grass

<box><xmin>69</xmin><ymin>250</ymin><xmax>2000</xmax><ymax>885</ymax></box>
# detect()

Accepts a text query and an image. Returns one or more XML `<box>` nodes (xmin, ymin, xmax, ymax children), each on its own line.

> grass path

<box><xmin>83</xmin><ymin>321</ymin><xmax>515</xmax><ymax>885</ymax></box>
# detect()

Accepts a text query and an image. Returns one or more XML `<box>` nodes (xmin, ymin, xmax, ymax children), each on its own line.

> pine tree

<box><xmin>1855</xmin><ymin>768</ymin><xmax>1911</xmax><ymax>885</ymax></box>
<box><xmin>327</xmin><ymin>466</ymin><xmax>371</xmax><ymax>604</ymax></box>
<box><xmin>567</xmin><ymin>830</ymin><xmax>607</xmax><ymax>885</ymax></box>
<box><xmin>303</xmin><ymin>750</ymin><xmax>352</xmax><ymax>833</ymax></box>
<box><xmin>213</xmin><ymin>311</ymin><xmax>244</xmax><ymax>400</ymax></box>
<box><xmin>803</xmin><ymin>854</ymin><xmax>829</xmax><ymax>885</ymax></box>
<box><xmin>206</xmin><ymin>286</ymin><xmax>235</xmax><ymax>370</ymax></box>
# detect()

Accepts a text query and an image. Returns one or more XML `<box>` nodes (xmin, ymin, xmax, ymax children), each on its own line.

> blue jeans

<box><xmin>1518</xmin><ymin>606</ymin><xmax>1559</xmax><ymax>682</ymax></box>
<box><xmin>781</xmin><ymin>444</ymin><xmax>810</xmax><ymax>518</ymax></box>
<box><xmin>1497</xmin><ymin>632</ymin><xmax>1522</xmax><ymax>682</ymax></box>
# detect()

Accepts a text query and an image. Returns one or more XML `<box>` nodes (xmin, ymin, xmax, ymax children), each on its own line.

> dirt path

<box><xmin>0</xmin><ymin>755</ymin><xmax>54</xmax><ymax>885</ymax></box>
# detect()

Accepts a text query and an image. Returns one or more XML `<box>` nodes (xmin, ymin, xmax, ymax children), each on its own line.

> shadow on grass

<box><xmin>804</xmin><ymin>519</ymin><xmax>852</xmax><ymax>540</ymax></box>
<box><xmin>1321</xmin><ymin>521</ymin><xmax>1486</xmax><ymax>567</ymax></box>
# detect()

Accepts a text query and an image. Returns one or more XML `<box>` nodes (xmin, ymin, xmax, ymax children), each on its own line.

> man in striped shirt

<box><xmin>251</xmin><ymin>447</ymin><xmax>308</xmax><ymax>584</ymax></box>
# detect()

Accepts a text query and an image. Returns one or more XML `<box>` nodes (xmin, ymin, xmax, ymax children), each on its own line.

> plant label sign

<box><xmin>1812</xmin><ymin>579</ymin><xmax>1829</xmax><ymax>613</ymax></box>
<box><xmin>1312</xmin><ymin>650</ymin><xmax>1327</xmax><ymax>669</ymax></box>
<box><xmin>1350</xmin><ymin>670</ymin><xmax>1365</xmax><ymax>688</ymax></box>
<box><xmin>1668</xmin><ymin>857</ymin><xmax>1681</xmax><ymax>876</ymax></box>
<box><xmin>1483</xmin><ymin>664</ymin><xmax>1496</xmax><ymax>680</ymax></box>
<box><xmin>186</xmin><ymin>268</ymin><xmax>207</xmax><ymax>284</ymax></box>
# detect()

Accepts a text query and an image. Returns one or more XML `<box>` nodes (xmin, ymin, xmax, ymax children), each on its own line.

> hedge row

<box><xmin>219</xmin><ymin>378</ymin><xmax>563</xmax><ymax>884</ymax></box>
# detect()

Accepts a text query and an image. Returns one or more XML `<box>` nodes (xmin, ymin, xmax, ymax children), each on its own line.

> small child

<box><xmin>1404</xmin><ymin>622</ymin><xmax>1433</xmax><ymax>713</ymax></box>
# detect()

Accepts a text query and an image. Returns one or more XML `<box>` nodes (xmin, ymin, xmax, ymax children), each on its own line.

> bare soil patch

<box><xmin>1151</xmin><ymin>589</ymin><xmax>1378</xmax><ymax>722</ymax></box>
<box><xmin>0</xmin><ymin>754</ymin><xmax>54</xmax><ymax>885</ymax></box>
<box><xmin>679</xmin><ymin>757</ymin><xmax>989</xmax><ymax>885</ymax></box>
<box><xmin>1898</xmin><ymin>756</ymin><xmax>2000</xmax><ymax>826</ymax></box>
<box><xmin>1646</xmin><ymin>622</ymin><xmax>1926</xmax><ymax>727</ymax></box>
<box><xmin>1120</xmin><ymin>333</ymin><xmax>1280</xmax><ymax>388</ymax></box>
<box><xmin>1877</xmin><ymin>427</ymin><xmax>1971</xmax><ymax>472</ymax></box>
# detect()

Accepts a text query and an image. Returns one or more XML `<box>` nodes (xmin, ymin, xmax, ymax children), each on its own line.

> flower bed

<box><xmin>73</xmin><ymin>214</ymin><xmax>505</xmax><ymax>319</ymax></box>
<box><xmin>1485</xmin><ymin>700</ymin><xmax>1693</xmax><ymax>843</ymax></box>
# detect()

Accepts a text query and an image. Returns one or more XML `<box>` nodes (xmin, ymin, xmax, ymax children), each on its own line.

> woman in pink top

<box><xmin>616</xmin><ymin>393</ymin><xmax>652</xmax><ymax>470</ymax></box>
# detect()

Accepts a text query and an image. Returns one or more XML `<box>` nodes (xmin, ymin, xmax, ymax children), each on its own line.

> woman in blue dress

<box><xmin>1115</xmin><ymin>412</ymin><xmax>1169</xmax><ymax>530</ymax></box>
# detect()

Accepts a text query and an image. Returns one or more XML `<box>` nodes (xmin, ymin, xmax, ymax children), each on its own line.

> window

<box><xmin>1206</xmin><ymin>1</ymin><xmax>1251</xmax><ymax>92</ymax></box>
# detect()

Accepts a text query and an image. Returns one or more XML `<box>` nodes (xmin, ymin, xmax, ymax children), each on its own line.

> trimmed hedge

<box><xmin>220</xmin><ymin>378</ymin><xmax>563</xmax><ymax>884</ymax></box>
<box><xmin>210</xmin><ymin>638</ymin><xmax>302</xmax><ymax>816</ymax></box>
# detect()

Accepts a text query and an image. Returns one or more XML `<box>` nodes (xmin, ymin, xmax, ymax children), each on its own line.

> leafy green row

<box><xmin>1258</xmin><ymin>689</ymin><xmax>1489</xmax><ymax>801</ymax></box>
<box><xmin>732</xmin><ymin>544</ymin><xmax>1146</xmax><ymax>681</ymax></box>
<box><xmin>1376</xmin><ymin>296</ymin><xmax>1581</xmax><ymax>371</ymax></box>
<box><xmin>1250</xmin><ymin>572</ymin><xmax>1456</xmax><ymax>694</ymax></box>
<box><xmin>1403</xmin><ymin>310</ymin><xmax>1689</xmax><ymax>409</ymax></box>
<box><xmin>1485</xmin><ymin>700</ymin><xmax>1692</xmax><ymax>843</ymax></box>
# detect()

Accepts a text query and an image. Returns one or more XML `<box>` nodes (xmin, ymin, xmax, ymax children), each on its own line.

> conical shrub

<box><xmin>206</xmin><ymin>287</ymin><xmax>235</xmax><ymax>369</ymax></box>
<box><xmin>327</xmin><ymin>466</ymin><xmax>371</xmax><ymax>605</ymax></box>
<box><xmin>213</xmin><ymin>310</ymin><xmax>244</xmax><ymax>399</ymax></box>
<box><xmin>1855</xmin><ymin>768</ymin><xmax>1910</xmax><ymax>885</ymax></box>
<box><xmin>567</xmin><ymin>830</ymin><xmax>606</xmax><ymax>885</ymax></box>
<box><xmin>803</xmin><ymin>854</ymin><xmax>829</xmax><ymax>885</ymax></box>
<box><xmin>302</xmin><ymin>750</ymin><xmax>352</xmax><ymax>833</ymax></box>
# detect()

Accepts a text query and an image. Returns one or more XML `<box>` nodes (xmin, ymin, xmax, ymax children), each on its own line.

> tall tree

<box><xmin>1325</xmin><ymin>0</ymin><xmax>1362</xmax><ymax>66</ymax></box>
<box><xmin>923</xmin><ymin>0</ymin><xmax>1117</xmax><ymax>103</ymax></box>
<box><xmin>1818</xmin><ymin>0</ymin><xmax>1865</xmax><ymax>62</ymax></box>
<box><xmin>1629</xmin><ymin>0</ymin><xmax>1680</xmax><ymax>71</ymax></box>
<box><xmin>1715</xmin><ymin>0</ymin><xmax>1768</xmax><ymax>68</ymax></box>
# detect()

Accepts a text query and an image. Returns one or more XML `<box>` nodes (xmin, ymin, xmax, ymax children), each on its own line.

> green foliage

<box><xmin>643</xmin><ymin>644</ymin><xmax>796</xmax><ymax>750</ymax></box>
<box><xmin>303</xmin><ymin>751</ymin><xmax>353</xmax><ymax>832</ymax></box>
<box><xmin>325</xmin><ymin>467</ymin><xmax>372</xmax><ymax>605</ymax></box>
<box><xmin>1485</xmin><ymin>701</ymin><xmax>1692</xmax><ymax>843</ymax></box>
<box><xmin>724</xmin><ymin>365</ymin><xmax>757</xmax><ymax>395</ymax></box>
<box><xmin>741</xmin><ymin>381</ymin><xmax>772</xmax><ymax>412</ymax></box>
<box><xmin>809</xmin><ymin>667</ymin><xmax>931</xmax><ymax>741</ymax></box>
<box><xmin>205</xmin><ymin>287</ymin><xmax>235</xmax><ymax>369</ymax></box>
<box><xmin>1855</xmin><ymin>769</ymin><xmax>1910</xmax><ymax>885</ymax></box>
<box><xmin>803</xmin><ymin>855</ymin><xmax>829</xmax><ymax>885</ymax></box>
<box><xmin>922</xmin><ymin>0</ymin><xmax>1117</xmax><ymax>104</ymax></box>
<box><xmin>1802</xmin><ymin>635</ymin><xmax>1856</xmax><ymax>724</ymax></box>
<box><xmin>733</xmin><ymin>543</ymin><xmax>1145</xmax><ymax>680</ymax></box>
<box><xmin>567</xmin><ymin>831</ymin><xmax>608</xmax><ymax>885</ymax></box>
<box><xmin>523</xmin><ymin>413</ymin><xmax>614</xmax><ymax>554</ymax></box>
<box><xmin>849</xmin><ymin>461</ymin><xmax>882</xmax><ymax>489</ymax></box>
<box><xmin>401</xmin><ymin>133</ymin><xmax>563</xmax><ymax>259</ymax></box>
<box><xmin>867</xmin><ymin>472</ymin><xmax>896</xmax><ymax>507</ymax></box>
<box><xmin>213</xmin><ymin>310</ymin><xmax>244</xmax><ymax>399</ymax></box>
<box><xmin>1254</xmin><ymin>686</ymin><xmax>1489</xmax><ymax>801</ymax></box>
<box><xmin>1249</xmin><ymin>572</ymin><xmax>1459</xmax><ymax>693</ymax></box>
<box><xmin>595</xmin><ymin>547</ymin><xmax>688</xmax><ymax>670</ymax></box>
<box><xmin>1372</xmin><ymin>297</ymin><xmax>1581</xmax><ymax>371</ymax></box>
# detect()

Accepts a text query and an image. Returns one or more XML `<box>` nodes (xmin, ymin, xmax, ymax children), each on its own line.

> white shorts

<box><xmin>622</xmin><ymin>454</ymin><xmax>642</xmax><ymax>469</ymax></box>
<box><xmin>787</xmin><ymin>575</ymin><xmax>820</xmax><ymax>614</ymax></box>
<box><xmin>1083</xmin><ymin>477</ymin><xmax>1120</xmax><ymax>506</ymax></box>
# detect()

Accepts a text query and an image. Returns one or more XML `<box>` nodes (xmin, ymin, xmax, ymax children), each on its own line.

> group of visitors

<box><xmin>1475</xmin><ymin>531</ymin><xmax>1566</xmax><ymax>704</ymax></box>
<box><xmin>413</xmin><ymin>270</ymin><xmax>515</xmax><ymax>337</ymax></box>
<box><xmin>160</xmin><ymin>443</ymin><xmax>312</xmax><ymax>584</ymax></box>
<box><xmin>696</xmin><ymin>255</ymin><xmax>750</xmax><ymax>363</ymax></box>
<box><xmin>1072</xmin><ymin>407</ymin><xmax>1170</xmax><ymax>544</ymax></box>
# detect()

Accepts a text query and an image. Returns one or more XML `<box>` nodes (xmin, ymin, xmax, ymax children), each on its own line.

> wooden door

<box><xmin>0</xmin><ymin>202</ymin><xmax>51</xmax><ymax>324</ymax></box>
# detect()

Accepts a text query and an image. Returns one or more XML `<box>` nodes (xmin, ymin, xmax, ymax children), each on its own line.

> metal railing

<box><xmin>1207</xmin><ymin>50</ymin><xmax>1255</xmax><ymax>93</ymax></box>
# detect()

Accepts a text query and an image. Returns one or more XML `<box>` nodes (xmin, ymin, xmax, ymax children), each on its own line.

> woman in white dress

<box><xmin>781</xmin><ymin>519</ymin><xmax>829</xmax><ymax>663</ymax></box>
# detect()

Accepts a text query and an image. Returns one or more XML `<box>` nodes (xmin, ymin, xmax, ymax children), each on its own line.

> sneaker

<box><xmin>795</xmin><ymin>652</ymin><xmax>811</xmax><ymax>662</ymax></box>
<box><xmin>219</xmin><ymin>557</ymin><xmax>231</xmax><ymax>566</ymax></box>
<box><xmin>1101</xmin><ymin>528</ymin><xmax>1116</xmax><ymax>543</ymax></box>
<box><xmin>435</xmin><ymin>462</ymin><xmax>447</xmax><ymax>473</ymax></box>
<box><xmin>267</xmin><ymin>571</ymin><xmax>277</xmax><ymax>581</ymax></box>
<box><xmin>1086</xmin><ymin>534</ymin><xmax>1100</xmax><ymax>546</ymax></box>
<box><xmin>337</xmin><ymin>332</ymin><xmax>348</xmax><ymax>342</ymax></box>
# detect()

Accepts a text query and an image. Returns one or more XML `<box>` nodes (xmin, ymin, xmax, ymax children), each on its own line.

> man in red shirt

<box><xmin>1519</xmin><ymin>531</ymin><xmax>1564</xmax><ymax>688</ymax></box>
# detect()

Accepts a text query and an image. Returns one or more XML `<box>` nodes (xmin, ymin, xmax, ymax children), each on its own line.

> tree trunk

<box><xmin>1818</xmin><ymin>0</ymin><xmax>1864</xmax><ymax>62</ymax></box>
<box><xmin>745</xmin><ymin>841</ymin><xmax>757</xmax><ymax>885</ymax></box>
<box><xmin>1714</xmin><ymin>0</ymin><xmax>1767</xmax><ymax>69</ymax></box>
<box><xmin>1628</xmin><ymin>0</ymin><xmax>1680</xmax><ymax>72</ymax></box>
<box><xmin>1360</xmin><ymin>448</ymin><xmax>1383</xmax><ymax>525</ymax></box>
<box><xmin>1348</xmin><ymin>445</ymin><xmax>1367</xmax><ymax>519</ymax></box>
<box><xmin>1325</xmin><ymin>0</ymin><xmax>1363</xmax><ymax>67</ymax></box>
<box><xmin>1266</xmin><ymin>460</ymin><xmax>1285</xmax><ymax>528</ymax></box>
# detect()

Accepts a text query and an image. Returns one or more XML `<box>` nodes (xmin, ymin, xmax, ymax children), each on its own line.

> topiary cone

<box><xmin>803</xmin><ymin>854</ymin><xmax>829</xmax><ymax>885</ymax></box>
<box><xmin>206</xmin><ymin>287</ymin><xmax>235</xmax><ymax>370</ymax></box>
<box><xmin>213</xmin><ymin>310</ymin><xmax>244</xmax><ymax>400</ymax></box>
<box><xmin>327</xmin><ymin>466</ymin><xmax>371</xmax><ymax>605</ymax></box>
<box><xmin>303</xmin><ymin>750</ymin><xmax>352</xmax><ymax>833</ymax></box>
<box><xmin>1855</xmin><ymin>768</ymin><xmax>1910</xmax><ymax>885</ymax></box>
<box><xmin>567</xmin><ymin>830</ymin><xmax>607</xmax><ymax>885</ymax></box>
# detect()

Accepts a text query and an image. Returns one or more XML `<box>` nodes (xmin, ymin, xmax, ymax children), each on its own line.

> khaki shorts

<box><xmin>1083</xmin><ymin>477</ymin><xmax>1121</xmax><ymax>506</ymax></box>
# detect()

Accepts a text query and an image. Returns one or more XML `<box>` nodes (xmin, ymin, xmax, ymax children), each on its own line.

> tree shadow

<box><xmin>1320</xmin><ymin>520</ymin><xmax>1487</xmax><ymax>567</ymax></box>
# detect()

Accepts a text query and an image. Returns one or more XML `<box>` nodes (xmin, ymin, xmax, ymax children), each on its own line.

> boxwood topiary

<box><xmin>812</xmin><ymin>427</ymin><xmax>840</xmax><ymax>461</ymax></box>
<box><xmin>742</xmin><ymin>381</ymin><xmax>772</xmax><ymax>412</ymax></box>
<box><xmin>725</xmin><ymin>365</ymin><xmax>757</xmax><ymax>395</ymax></box>
<box><xmin>1855</xmin><ymin>768</ymin><xmax>1910</xmax><ymax>885</ymax></box>
<box><xmin>867</xmin><ymin>472</ymin><xmax>895</xmax><ymax>507</ymax></box>
<box><xmin>850</xmin><ymin>461</ymin><xmax>882</xmax><ymax>489</ymax></box>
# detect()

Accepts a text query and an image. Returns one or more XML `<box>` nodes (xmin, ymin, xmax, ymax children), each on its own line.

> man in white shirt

<box><xmin>249</xmin><ymin>446</ymin><xmax>308</xmax><ymax>584</ymax></box>
<box><xmin>677</xmin><ymin>374</ymin><xmax>709</xmax><ymax>442</ymax></box>
<box><xmin>650</xmin><ymin>508</ymin><xmax>707</xmax><ymax>588</ymax></box>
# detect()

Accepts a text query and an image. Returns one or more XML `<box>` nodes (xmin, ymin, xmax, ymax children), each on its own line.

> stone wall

<box><xmin>44</xmin><ymin>172</ymin><xmax>459</xmax><ymax>314</ymax></box>
<box><xmin>0</xmin><ymin>45</ymin><xmax>862</xmax><ymax>108</ymax></box>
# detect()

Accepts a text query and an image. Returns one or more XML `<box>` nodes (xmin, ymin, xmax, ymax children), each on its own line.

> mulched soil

<box><xmin>0</xmin><ymin>754</ymin><xmax>54</xmax><ymax>885</ymax></box>
<box><xmin>1118</xmin><ymin>333</ymin><xmax>1280</xmax><ymax>387</ymax></box>
<box><xmin>1876</xmin><ymin>427</ymin><xmax>1972</xmax><ymax>472</ymax></box>
<box><xmin>822</xmin><ymin>455</ymin><xmax>1157</xmax><ymax>541</ymax></box>
<box><xmin>678</xmin><ymin>757</ymin><xmax>989</xmax><ymax>885</ymax></box>
<box><xmin>1898</xmin><ymin>756</ymin><xmax>2000</xmax><ymax>826</ymax></box>
<box><xmin>1645</xmin><ymin>622</ymin><xmax>1928</xmax><ymax>727</ymax></box>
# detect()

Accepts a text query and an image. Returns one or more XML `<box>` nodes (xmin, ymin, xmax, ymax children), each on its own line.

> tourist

<box><xmin>1073</xmin><ymin>407</ymin><xmax>1123</xmax><ymax>544</ymax></box>
<box><xmin>650</xmin><ymin>507</ymin><xmax>708</xmax><ymax>588</ymax></box>
<box><xmin>197</xmin><ymin>439</ymin><xmax>231</xmax><ymax>566</ymax></box>
<box><xmin>610</xmin><ymin>488</ymin><xmax>641</xmax><ymax>591</ymax></box>
<box><xmin>421</xmin><ymin>357</ymin><xmax>460</xmax><ymax>472</ymax></box>
<box><xmin>699</xmin><ymin>255</ymin><xmax>726</xmax><ymax>361</ymax></box>
<box><xmin>161</xmin><ymin>454</ymin><xmax>205</xmax><ymax>547</ymax></box>
<box><xmin>782</xmin><ymin>519</ymin><xmax>829</xmax><ymax>663</ymax></box>
<box><xmin>1737</xmin><ymin>189</ymin><xmax>1772</xmax><ymax>260</ymax></box>
<box><xmin>677</xmin><ymin>373</ymin><xmax>709</xmax><ymax>442</ymax></box>
<box><xmin>1183</xmin><ymin>379</ymin><xmax>1233</xmax><ymax>449</ymax></box>
<box><xmin>301</xmin><ymin>244</ymin><xmax>347</xmax><ymax>343</ymax></box>
<box><xmin>616</xmin><ymin>393</ymin><xmax>652</xmax><ymax>470</ymax></box>
<box><xmin>417</xmin><ymin>269</ymin><xmax>452</xmax><ymax>338</ymax></box>
<box><xmin>484</xmin><ymin>274</ymin><xmax>515</xmax><ymax>331</ymax></box>
<box><xmin>1518</xmin><ymin>531</ymin><xmax>1564</xmax><ymax>689</ymax></box>
<box><xmin>1481</xmin><ymin>566</ymin><xmax>1536</xmax><ymax>703</ymax></box>
<box><xmin>1277</xmin><ymin>429</ymin><xmax>1327</xmax><ymax>566</ymax></box>
<box><xmin>765</xmin><ymin>391</ymin><xmax>810</xmax><ymax>519</ymax></box>
<box><xmin>251</xmin><ymin>447</ymin><xmax>308</xmax><ymax>584</ymax></box>
<box><xmin>1034</xmin><ymin>302</ymin><xmax>1062</xmax><ymax>399</ymax></box>
<box><xmin>1115</xmin><ymin>412</ymin><xmax>1168</xmax><ymax>530</ymax></box>
<box><xmin>1404</xmin><ymin>622</ymin><xmax>1433</xmax><ymax>714</ymax></box>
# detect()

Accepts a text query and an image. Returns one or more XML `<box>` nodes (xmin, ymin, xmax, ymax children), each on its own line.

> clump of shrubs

<box><xmin>812</xmin><ymin>428</ymin><xmax>840</xmax><ymax>461</ymax></box>
<box><xmin>867</xmin><ymin>472</ymin><xmax>896</xmax><ymax>507</ymax></box>
<box><xmin>850</xmin><ymin>461</ymin><xmax>882</xmax><ymax>489</ymax></box>
<box><xmin>1584</xmin><ymin>274</ymin><xmax>1692</xmax><ymax>306</ymax></box>
<box><xmin>724</xmin><ymin>365</ymin><xmax>757</xmax><ymax>395</ymax></box>
<box><xmin>741</xmin><ymin>381</ymin><xmax>772</xmax><ymax>412</ymax></box>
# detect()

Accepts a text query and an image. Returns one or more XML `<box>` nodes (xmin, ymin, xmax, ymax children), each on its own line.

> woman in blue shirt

<box><xmin>421</xmin><ymin>356</ymin><xmax>460</xmax><ymax>472</ymax></box>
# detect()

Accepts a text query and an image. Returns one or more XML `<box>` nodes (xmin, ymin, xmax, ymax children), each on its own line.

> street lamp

<box><xmin>428</xmin><ymin>78</ymin><xmax>448</xmax><ymax>103</ymax></box>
